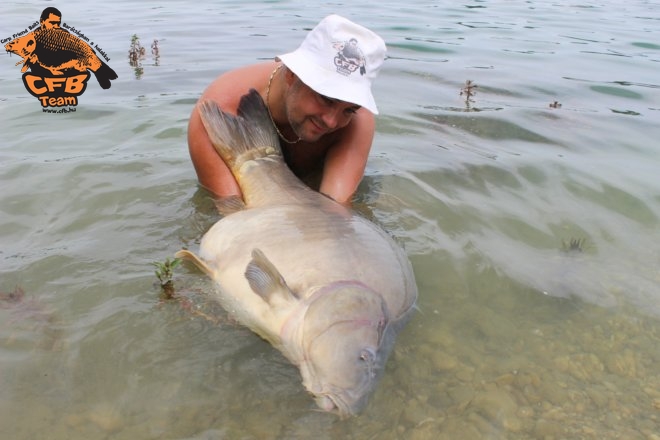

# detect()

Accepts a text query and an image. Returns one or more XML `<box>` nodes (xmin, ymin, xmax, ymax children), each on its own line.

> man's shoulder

<box><xmin>220</xmin><ymin>61</ymin><xmax>275</xmax><ymax>81</ymax></box>
<box><xmin>202</xmin><ymin>61</ymin><xmax>276</xmax><ymax>112</ymax></box>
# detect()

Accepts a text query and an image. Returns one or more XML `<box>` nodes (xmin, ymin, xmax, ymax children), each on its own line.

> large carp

<box><xmin>176</xmin><ymin>89</ymin><xmax>417</xmax><ymax>417</ymax></box>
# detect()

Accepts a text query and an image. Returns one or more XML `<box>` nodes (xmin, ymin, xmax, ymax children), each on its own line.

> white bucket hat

<box><xmin>277</xmin><ymin>14</ymin><xmax>386</xmax><ymax>114</ymax></box>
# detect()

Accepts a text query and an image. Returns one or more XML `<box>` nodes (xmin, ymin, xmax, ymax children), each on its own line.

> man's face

<box><xmin>284</xmin><ymin>75</ymin><xmax>361</xmax><ymax>143</ymax></box>
<box><xmin>41</xmin><ymin>13</ymin><xmax>61</xmax><ymax>29</ymax></box>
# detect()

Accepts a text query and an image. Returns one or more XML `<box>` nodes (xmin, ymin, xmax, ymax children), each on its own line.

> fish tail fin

<box><xmin>175</xmin><ymin>249</ymin><xmax>215</xmax><ymax>279</ymax></box>
<box><xmin>93</xmin><ymin>62</ymin><xmax>118</xmax><ymax>89</ymax></box>
<box><xmin>197</xmin><ymin>89</ymin><xmax>281</xmax><ymax>173</ymax></box>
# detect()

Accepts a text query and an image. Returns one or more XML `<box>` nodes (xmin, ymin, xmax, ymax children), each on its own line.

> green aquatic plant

<box><xmin>128</xmin><ymin>34</ymin><xmax>146</xmax><ymax>79</ymax></box>
<box><xmin>128</xmin><ymin>34</ymin><xmax>146</xmax><ymax>66</ymax></box>
<box><xmin>152</xmin><ymin>257</ymin><xmax>181</xmax><ymax>299</ymax></box>
<box><xmin>561</xmin><ymin>237</ymin><xmax>586</xmax><ymax>253</ymax></box>
<box><xmin>460</xmin><ymin>79</ymin><xmax>478</xmax><ymax>109</ymax></box>
<box><xmin>151</xmin><ymin>39</ymin><xmax>160</xmax><ymax>66</ymax></box>
<box><xmin>0</xmin><ymin>285</ymin><xmax>25</xmax><ymax>303</ymax></box>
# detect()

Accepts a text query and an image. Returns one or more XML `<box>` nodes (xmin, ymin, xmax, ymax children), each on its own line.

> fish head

<box><xmin>5</xmin><ymin>33</ymin><xmax>36</xmax><ymax>58</ymax></box>
<box><xmin>299</xmin><ymin>282</ymin><xmax>392</xmax><ymax>417</ymax></box>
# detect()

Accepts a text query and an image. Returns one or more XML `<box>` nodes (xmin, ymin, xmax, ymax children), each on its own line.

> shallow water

<box><xmin>1</xmin><ymin>1</ymin><xmax>660</xmax><ymax>439</ymax></box>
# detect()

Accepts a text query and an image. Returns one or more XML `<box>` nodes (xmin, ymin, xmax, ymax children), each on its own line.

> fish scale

<box><xmin>35</xmin><ymin>28</ymin><xmax>100</xmax><ymax>67</ymax></box>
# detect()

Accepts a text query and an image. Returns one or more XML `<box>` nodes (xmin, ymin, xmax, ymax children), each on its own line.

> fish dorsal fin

<box><xmin>214</xmin><ymin>195</ymin><xmax>246</xmax><ymax>216</ymax></box>
<box><xmin>175</xmin><ymin>249</ymin><xmax>215</xmax><ymax>278</ymax></box>
<box><xmin>245</xmin><ymin>249</ymin><xmax>298</xmax><ymax>304</ymax></box>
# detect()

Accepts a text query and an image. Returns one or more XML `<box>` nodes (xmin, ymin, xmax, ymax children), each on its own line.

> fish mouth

<box><xmin>314</xmin><ymin>392</ymin><xmax>353</xmax><ymax>418</ymax></box>
<box><xmin>311</xmin><ymin>378</ymin><xmax>374</xmax><ymax>418</ymax></box>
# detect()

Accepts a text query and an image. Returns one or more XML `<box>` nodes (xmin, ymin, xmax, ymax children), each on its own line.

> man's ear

<box><xmin>284</xmin><ymin>67</ymin><xmax>297</xmax><ymax>86</ymax></box>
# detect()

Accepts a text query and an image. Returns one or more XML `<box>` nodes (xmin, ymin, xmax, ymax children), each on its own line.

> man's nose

<box><xmin>321</xmin><ymin>108</ymin><xmax>343</xmax><ymax>130</ymax></box>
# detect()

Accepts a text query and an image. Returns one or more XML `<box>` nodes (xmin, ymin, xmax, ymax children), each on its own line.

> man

<box><xmin>40</xmin><ymin>7</ymin><xmax>63</xmax><ymax>30</ymax></box>
<box><xmin>187</xmin><ymin>14</ymin><xmax>386</xmax><ymax>204</ymax></box>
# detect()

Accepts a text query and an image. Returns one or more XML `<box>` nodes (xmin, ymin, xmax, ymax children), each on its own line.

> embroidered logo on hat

<box><xmin>277</xmin><ymin>14</ymin><xmax>386</xmax><ymax>114</ymax></box>
<box><xmin>333</xmin><ymin>38</ymin><xmax>366</xmax><ymax>76</ymax></box>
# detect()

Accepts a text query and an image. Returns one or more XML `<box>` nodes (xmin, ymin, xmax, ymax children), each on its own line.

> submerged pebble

<box><xmin>534</xmin><ymin>418</ymin><xmax>565</xmax><ymax>437</ymax></box>
<box><xmin>86</xmin><ymin>405</ymin><xmax>123</xmax><ymax>433</ymax></box>
<box><xmin>553</xmin><ymin>353</ymin><xmax>604</xmax><ymax>382</ymax></box>
<box><xmin>604</xmin><ymin>348</ymin><xmax>639</xmax><ymax>378</ymax></box>
<box><xmin>468</xmin><ymin>387</ymin><xmax>521</xmax><ymax>432</ymax></box>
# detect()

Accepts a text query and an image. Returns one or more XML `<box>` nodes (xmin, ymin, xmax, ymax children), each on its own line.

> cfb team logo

<box><xmin>332</xmin><ymin>38</ymin><xmax>367</xmax><ymax>77</ymax></box>
<box><xmin>3</xmin><ymin>7</ymin><xmax>117</xmax><ymax>112</ymax></box>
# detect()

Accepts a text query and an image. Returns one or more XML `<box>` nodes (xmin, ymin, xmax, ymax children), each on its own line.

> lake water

<box><xmin>1</xmin><ymin>1</ymin><xmax>659</xmax><ymax>438</ymax></box>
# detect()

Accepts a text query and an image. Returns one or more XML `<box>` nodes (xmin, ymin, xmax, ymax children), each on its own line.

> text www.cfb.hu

<box><xmin>42</xmin><ymin>106</ymin><xmax>76</xmax><ymax>113</ymax></box>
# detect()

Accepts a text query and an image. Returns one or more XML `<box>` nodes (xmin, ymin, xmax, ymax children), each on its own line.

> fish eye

<box><xmin>359</xmin><ymin>348</ymin><xmax>375</xmax><ymax>362</ymax></box>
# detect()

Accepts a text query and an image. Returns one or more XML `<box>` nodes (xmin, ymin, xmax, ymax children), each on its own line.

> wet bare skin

<box><xmin>187</xmin><ymin>61</ymin><xmax>375</xmax><ymax>204</ymax></box>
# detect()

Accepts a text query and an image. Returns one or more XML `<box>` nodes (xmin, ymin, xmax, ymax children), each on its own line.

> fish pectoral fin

<box><xmin>214</xmin><ymin>195</ymin><xmax>246</xmax><ymax>216</ymax></box>
<box><xmin>175</xmin><ymin>249</ymin><xmax>214</xmax><ymax>278</ymax></box>
<box><xmin>245</xmin><ymin>248</ymin><xmax>298</xmax><ymax>304</ymax></box>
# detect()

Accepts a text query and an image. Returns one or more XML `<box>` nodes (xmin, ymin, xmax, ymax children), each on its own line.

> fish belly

<box><xmin>198</xmin><ymin>204</ymin><xmax>415</xmax><ymax>342</ymax></box>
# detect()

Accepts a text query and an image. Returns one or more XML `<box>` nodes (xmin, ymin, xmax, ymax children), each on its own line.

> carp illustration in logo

<box><xmin>4</xmin><ymin>7</ymin><xmax>117</xmax><ymax>109</ymax></box>
<box><xmin>332</xmin><ymin>38</ymin><xmax>366</xmax><ymax>76</ymax></box>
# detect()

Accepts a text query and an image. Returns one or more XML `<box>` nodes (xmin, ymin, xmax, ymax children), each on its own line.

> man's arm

<box><xmin>319</xmin><ymin>108</ymin><xmax>375</xmax><ymax>204</ymax></box>
<box><xmin>188</xmin><ymin>103</ymin><xmax>241</xmax><ymax>198</ymax></box>
<box><xmin>186</xmin><ymin>63</ymin><xmax>275</xmax><ymax>198</ymax></box>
